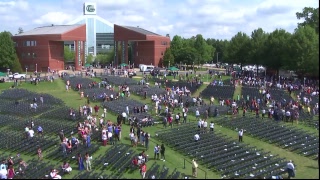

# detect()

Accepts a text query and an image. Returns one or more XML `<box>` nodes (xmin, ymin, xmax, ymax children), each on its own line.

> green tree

<box><xmin>162</xmin><ymin>48</ymin><xmax>174</xmax><ymax>67</ymax></box>
<box><xmin>296</xmin><ymin>7</ymin><xmax>319</xmax><ymax>34</ymax></box>
<box><xmin>194</xmin><ymin>34</ymin><xmax>214</xmax><ymax>64</ymax></box>
<box><xmin>95</xmin><ymin>54</ymin><xmax>108</xmax><ymax>65</ymax></box>
<box><xmin>290</xmin><ymin>25</ymin><xmax>319</xmax><ymax>77</ymax></box>
<box><xmin>207</xmin><ymin>38</ymin><xmax>225</xmax><ymax>63</ymax></box>
<box><xmin>224</xmin><ymin>32</ymin><xmax>251</xmax><ymax>68</ymax></box>
<box><xmin>86</xmin><ymin>54</ymin><xmax>94</xmax><ymax>64</ymax></box>
<box><xmin>170</xmin><ymin>35</ymin><xmax>184</xmax><ymax>59</ymax></box>
<box><xmin>175</xmin><ymin>47</ymin><xmax>199</xmax><ymax>65</ymax></box>
<box><xmin>0</xmin><ymin>31</ymin><xmax>22</xmax><ymax>72</ymax></box>
<box><xmin>106</xmin><ymin>50</ymin><xmax>115</xmax><ymax>64</ymax></box>
<box><xmin>216</xmin><ymin>40</ymin><xmax>229</xmax><ymax>63</ymax></box>
<box><xmin>63</xmin><ymin>46</ymin><xmax>75</xmax><ymax>62</ymax></box>
<box><xmin>248</xmin><ymin>28</ymin><xmax>269</xmax><ymax>72</ymax></box>
<box><xmin>18</xmin><ymin>27</ymin><xmax>24</xmax><ymax>34</ymax></box>
<box><xmin>96</xmin><ymin>51</ymin><xmax>114</xmax><ymax>65</ymax></box>
<box><xmin>263</xmin><ymin>29</ymin><xmax>292</xmax><ymax>75</ymax></box>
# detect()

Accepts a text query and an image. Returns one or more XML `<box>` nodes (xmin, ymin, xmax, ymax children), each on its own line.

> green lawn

<box><xmin>0</xmin><ymin>76</ymin><xmax>318</xmax><ymax>179</ymax></box>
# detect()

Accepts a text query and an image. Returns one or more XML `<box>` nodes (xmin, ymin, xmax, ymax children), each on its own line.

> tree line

<box><xmin>163</xmin><ymin>7</ymin><xmax>319</xmax><ymax>78</ymax></box>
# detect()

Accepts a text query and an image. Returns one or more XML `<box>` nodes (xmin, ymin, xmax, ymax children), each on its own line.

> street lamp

<box><xmin>25</xmin><ymin>68</ymin><xmax>28</xmax><ymax>82</ymax></box>
<box><xmin>304</xmin><ymin>77</ymin><xmax>306</xmax><ymax>87</ymax></box>
<box><xmin>169</xmin><ymin>60</ymin><xmax>170</xmax><ymax>68</ymax></box>
<box><xmin>216</xmin><ymin>52</ymin><xmax>220</xmax><ymax>64</ymax></box>
<box><xmin>129</xmin><ymin>61</ymin><xmax>131</xmax><ymax>69</ymax></box>
<box><xmin>36</xmin><ymin>63</ymin><xmax>38</xmax><ymax>73</ymax></box>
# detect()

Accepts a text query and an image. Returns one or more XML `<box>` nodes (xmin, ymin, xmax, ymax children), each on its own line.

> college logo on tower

<box><xmin>83</xmin><ymin>2</ymin><xmax>96</xmax><ymax>15</ymax></box>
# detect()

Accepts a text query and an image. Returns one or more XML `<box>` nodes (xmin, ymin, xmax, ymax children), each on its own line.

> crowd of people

<box><xmin>4</xmin><ymin>69</ymin><xmax>316</xmax><ymax>179</ymax></box>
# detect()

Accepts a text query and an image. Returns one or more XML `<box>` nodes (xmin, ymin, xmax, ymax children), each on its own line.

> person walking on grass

<box><xmin>145</xmin><ymin>132</ymin><xmax>150</xmax><ymax>151</ymax></box>
<box><xmin>192</xmin><ymin>159</ymin><xmax>198</xmax><ymax>178</ymax></box>
<box><xmin>160</xmin><ymin>144</ymin><xmax>166</xmax><ymax>161</ymax></box>
<box><xmin>85</xmin><ymin>152</ymin><xmax>92</xmax><ymax>171</ymax></box>
<box><xmin>7</xmin><ymin>165</ymin><xmax>15</xmax><ymax>179</ymax></box>
<box><xmin>286</xmin><ymin>160</ymin><xmax>295</xmax><ymax>179</ymax></box>
<box><xmin>168</xmin><ymin>115</ymin><xmax>173</xmax><ymax>128</ymax></box>
<box><xmin>140</xmin><ymin>162</ymin><xmax>147</xmax><ymax>179</ymax></box>
<box><xmin>77</xmin><ymin>153</ymin><xmax>85</xmax><ymax>171</ymax></box>
<box><xmin>209</xmin><ymin>121</ymin><xmax>214</xmax><ymax>132</ymax></box>
<box><xmin>37</xmin><ymin>147</ymin><xmax>43</xmax><ymax>161</ymax></box>
<box><xmin>238</xmin><ymin>129</ymin><xmax>243</xmax><ymax>142</ymax></box>
<box><xmin>154</xmin><ymin>144</ymin><xmax>160</xmax><ymax>160</ymax></box>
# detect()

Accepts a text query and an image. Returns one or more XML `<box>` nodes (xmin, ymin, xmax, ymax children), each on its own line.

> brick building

<box><xmin>12</xmin><ymin>24</ymin><xmax>86</xmax><ymax>71</ymax></box>
<box><xmin>114</xmin><ymin>25</ymin><xmax>170</xmax><ymax>67</ymax></box>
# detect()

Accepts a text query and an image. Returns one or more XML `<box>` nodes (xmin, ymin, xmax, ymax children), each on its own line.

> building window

<box><xmin>32</xmin><ymin>53</ymin><xmax>36</xmax><ymax>58</ymax></box>
<box><xmin>27</xmin><ymin>53</ymin><xmax>31</xmax><ymax>57</ymax></box>
<box><xmin>136</xmin><ymin>51</ymin><xmax>139</xmax><ymax>56</ymax></box>
<box><xmin>161</xmin><ymin>41</ymin><xmax>167</xmax><ymax>45</ymax></box>
<box><xmin>30</xmin><ymin>41</ymin><xmax>37</xmax><ymax>46</ymax></box>
<box><xmin>24</xmin><ymin>41</ymin><xmax>36</xmax><ymax>46</ymax></box>
<box><xmin>102</xmin><ymin>45</ymin><xmax>110</xmax><ymax>49</ymax></box>
<box><xmin>21</xmin><ymin>53</ymin><xmax>25</xmax><ymax>58</ymax></box>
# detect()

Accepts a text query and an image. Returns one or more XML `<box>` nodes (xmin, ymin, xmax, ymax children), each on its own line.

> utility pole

<box><xmin>216</xmin><ymin>52</ymin><xmax>220</xmax><ymax>64</ymax></box>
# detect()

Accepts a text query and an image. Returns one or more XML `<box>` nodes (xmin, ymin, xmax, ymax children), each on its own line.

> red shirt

<box><xmin>140</xmin><ymin>164</ymin><xmax>146</xmax><ymax>172</ymax></box>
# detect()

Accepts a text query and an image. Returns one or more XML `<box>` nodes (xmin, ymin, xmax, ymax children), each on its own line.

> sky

<box><xmin>0</xmin><ymin>0</ymin><xmax>318</xmax><ymax>40</ymax></box>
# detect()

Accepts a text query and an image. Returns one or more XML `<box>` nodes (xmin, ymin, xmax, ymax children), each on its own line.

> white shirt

<box><xmin>0</xmin><ymin>168</ymin><xmax>7</xmax><ymax>179</ymax></box>
<box><xmin>203</xmin><ymin>121</ymin><xmax>208</xmax><ymax>128</ymax></box>
<box><xmin>29</xmin><ymin>129</ymin><xmax>35</xmax><ymax>137</ymax></box>
<box><xmin>285</xmin><ymin>111</ymin><xmax>291</xmax><ymax>116</ymax></box>
<box><xmin>129</xmin><ymin>132</ymin><xmax>135</xmax><ymax>140</ymax></box>
<box><xmin>195</xmin><ymin>110</ymin><xmax>200</xmax><ymax>116</ymax></box>
<box><xmin>194</xmin><ymin>134</ymin><xmax>200</xmax><ymax>141</ymax></box>
<box><xmin>210</xmin><ymin>122</ymin><xmax>214</xmax><ymax>129</ymax></box>
<box><xmin>102</xmin><ymin>134</ymin><xmax>107</xmax><ymax>140</ymax></box>
<box><xmin>193</xmin><ymin>98</ymin><xmax>197</xmax><ymax>103</ymax></box>
<box><xmin>108</xmin><ymin>132</ymin><xmax>113</xmax><ymax>138</ymax></box>
<box><xmin>122</xmin><ymin>112</ymin><xmax>127</xmax><ymax>118</ymax></box>
<box><xmin>50</xmin><ymin>170</ymin><xmax>58</xmax><ymax>178</ymax></box>
<box><xmin>238</xmin><ymin>130</ymin><xmax>243</xmax><ymax>136</ymax></box>
<box><xmin>198</xmin><ymin>120</ymin><xmax>202</xmax><ymax>127</ymax></box>
<box><xmin>287</xmin><ymin>162</ymin><xmax>294</xmax><ymax>170</ymax></box>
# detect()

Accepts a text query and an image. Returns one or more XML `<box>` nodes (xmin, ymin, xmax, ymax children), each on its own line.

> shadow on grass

<box><xmin>305</xmin><ymin>165</ymin><xmax>319</xmax><ymax>169</ymax></box>
<box><xmin>136</xmin><ymin>147</ymin><xmax>146</xmax><ymax>151</ymax></box>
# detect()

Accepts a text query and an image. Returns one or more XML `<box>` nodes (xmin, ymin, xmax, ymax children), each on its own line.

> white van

<box><xmin>140</xmin><ymin>65</ymin><xmax>154</xmax><ymax>72</ymax></box>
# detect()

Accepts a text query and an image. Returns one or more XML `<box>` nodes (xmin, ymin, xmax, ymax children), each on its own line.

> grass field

<box><xmin>0</xmin><ymin>75</ymin><xmax>318</xmax><ymax>179</ymax></box>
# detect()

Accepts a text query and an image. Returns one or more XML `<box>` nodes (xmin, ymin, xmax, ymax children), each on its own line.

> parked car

<box><xmin>8</xmin><ymin>73</ymin><xmax>26</xmax><ymax>79</ymax></box>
